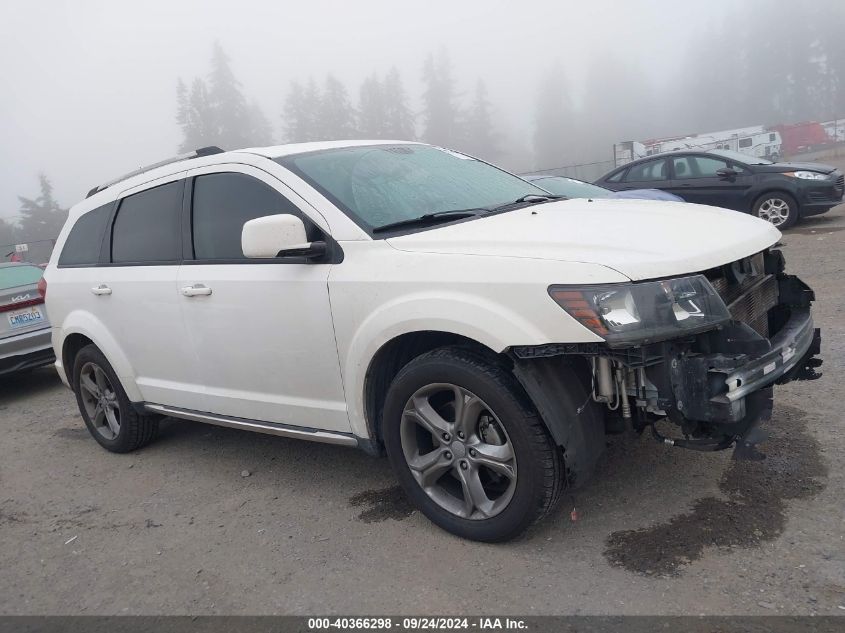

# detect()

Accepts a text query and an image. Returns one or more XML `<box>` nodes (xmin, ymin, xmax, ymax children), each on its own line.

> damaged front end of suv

<box><xmin>513</xmin><ymin>248</ymin><xmax>821</xmax><ymax>483</ymax></box>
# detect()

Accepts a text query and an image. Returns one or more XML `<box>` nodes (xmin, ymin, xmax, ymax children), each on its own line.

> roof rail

<box><xmin>86</xmin><ymin>146</ymin><xmax>224</xmax><ymax>198</ymax></box>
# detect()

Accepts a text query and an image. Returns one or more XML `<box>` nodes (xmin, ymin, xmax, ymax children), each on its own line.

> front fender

<box><xmin>55</xmin><ymin>310</ymin><xmax>142</xmax><ymax>401</ymax></box>
<box><xmin>341</xmin><ymin>290</ymin><xmax>589</xmax><ymax>439</ymax></box>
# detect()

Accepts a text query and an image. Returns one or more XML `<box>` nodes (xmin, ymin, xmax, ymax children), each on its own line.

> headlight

<box><xmin>784</xmin><ymin>171</ymin><xmax>827</xmax><ymax>180</ymax></box>
<box><xmin>549</xmin><ymin>275</ymin><xmax>731</xmax><ymax>346</ymax></box>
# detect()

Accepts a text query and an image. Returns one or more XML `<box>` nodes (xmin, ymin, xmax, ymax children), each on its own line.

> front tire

<box><xmin>72</xmin><ymin>344</ymin><xmax>160</xmax><ymax>453</ymax></box>
<box><xmin>382</xmin><ymin>348</ymin><xmax>564</xmax><ymax>542</ymax></box>
<box><xmin>753</xmin><ymin>192</ymin><xmax>798</xmax><ymax>228</ymax></box>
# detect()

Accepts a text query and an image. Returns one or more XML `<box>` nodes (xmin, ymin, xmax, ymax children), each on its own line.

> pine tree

<box><xmin>247</xmin><ymin>100</ymin><xmax>274</xmax><ymax>146</ymax></box>
<box><xmin>318</xmin><ymin>74</ymin><xmax>356</xmax><ymax>140</ymax></box>
<box><xmin>16</xmin><ymin>174</ymin><xmax>68</xmax><ymax>243</ymax></box>
<box><xmin>383</xmin><ymin>67</ymin><xmax>415</xmax><ymax>139</ymax></box>
<box><xmin>177</xmin><ymin>77</ymin><xmax>217</xmax><ymax>151</ymax></box>
<box><xmin>533</xmin><ymin>62</ymin><xmax>573</xmax><ymax>170</ymax></box>
<box><xmin>421</xmin><ymin>50</ymin><xmax>459</xmax><ymax>146</ymax></box>
<box><xmin>176</xmin><ymin>42</ymin><xmax>273</xmax><ymax>151</ymax></box>
<box><xmin>358</xmin><ymin>73</ymin><xmax>387</xmax><ymax>138</ymax></box>
<box><xmin>0</xmin><ymin>219</ymin><xmax>17</xmax><ymax>254</ymax></box>
<box><xmin>459</xmin><ymin>79</ymin><xmax>497</xmax><ymax>159</ymax></box>
<box><xmin>207</xmin><ymin>41</ymin><xmax>249</xmax><ymax>148</ymax></box>
<box><xmin>283</xmin><ymin>79</ymin><xmax>323</xmax><ymax>142</ymax></box>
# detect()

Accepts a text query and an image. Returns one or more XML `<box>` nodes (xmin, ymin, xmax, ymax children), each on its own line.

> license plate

<box><xmin>7</xmin><ymin>306</ymin><xmax>45</xmax><ymax>329</ymax></box>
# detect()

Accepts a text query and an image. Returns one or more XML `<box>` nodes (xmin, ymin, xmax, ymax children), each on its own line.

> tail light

<box><xmin>37</xmin><ymin>276</ymin><xmax>47</xmax><ymax>300</ymax></box>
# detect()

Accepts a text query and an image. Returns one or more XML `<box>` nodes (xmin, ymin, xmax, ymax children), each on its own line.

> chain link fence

<box><xmin>1</xmin><ymin>239</ymin><xmax>56</xmax><ymax>265</ymax></box>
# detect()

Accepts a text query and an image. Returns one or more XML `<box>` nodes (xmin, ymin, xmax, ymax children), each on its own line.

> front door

<box><xmin>177</xmin><ymin>165</ymin><xmax>349</xmax><ymax>433</ymax></box>
<box><xmin>666</xmin><ymin>154</ymin><xmax>752</xmax><ymax>210</ymax></box>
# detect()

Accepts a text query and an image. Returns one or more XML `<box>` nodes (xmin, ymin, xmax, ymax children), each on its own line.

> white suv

<box><xmin>44</xmin><ymin>141</ymin><xmax>821</xmax><ymax>541</ymax></box>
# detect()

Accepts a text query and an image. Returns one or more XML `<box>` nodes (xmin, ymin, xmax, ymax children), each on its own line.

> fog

<box><xmin>1</xmin><ymin>0</ymin><xmax>843</xmax><ymax>230</ymax></box>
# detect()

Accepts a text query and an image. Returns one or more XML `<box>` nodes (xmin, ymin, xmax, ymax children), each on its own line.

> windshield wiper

<box><xmin>486</xmin><ymin>194</ymin><xmax>564</xmax><ymax>213</ymax></box>
<box><xmin>372</xmin><ymin>210</ymin><xmax>482</xmax><ymax>234</ymax></box>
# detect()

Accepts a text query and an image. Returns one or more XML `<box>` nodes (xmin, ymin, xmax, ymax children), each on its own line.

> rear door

<box><xmin>176</xmin><ymin>164</ymin><xmax>349</xmax><ymax>432</ymax></box>
<box><xmin>667</xmin><ymin>154</ymin><xmax>753</xmax><ymax>210</ymax></box>
<box><xmin>96</xmin><ymin>174</ymin><xmax>198</xmax><ymax>408</ymax></box>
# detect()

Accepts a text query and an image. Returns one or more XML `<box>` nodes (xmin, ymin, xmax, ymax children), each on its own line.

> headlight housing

<box><xmin>549</xmin><ymin>275</ymin><xmax>731</xmax><ymax>346</ymax></box>
<box><xmin>784</xmin><ymin>171</ymin><xmax>827</xmax><ymax>180</ymax></box>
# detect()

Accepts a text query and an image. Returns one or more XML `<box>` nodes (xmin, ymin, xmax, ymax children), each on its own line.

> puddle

<box><xmin>53</xmin><ymin>427</ymin><xmax>89</xmax><ymax>440</ymax></box>
<box><xmin>604</xmin><ymin>406</ymin><xmax>827</xmax><ymax>576</ymax></box>
<box><xmin>349</xmin><ymin>485</ymin><xmax>415</xmax><ymax>523</ymax></box>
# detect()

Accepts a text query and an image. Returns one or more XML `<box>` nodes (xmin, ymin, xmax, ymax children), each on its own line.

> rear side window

<box><xmin>58</xmin><ymin>204</ymin><xmax>112</xmax><ymax>266</ymax></box>
<box><xmin>0</xmin><ymin>265</ymin><xmax>43</xmax><ymax>290</ymax></box>
<box><xmin>112</xmin><ymin>181</ymin><xmax>183</xmax><ymax>264</ymax></box>
<box><xmin>191</xmin><ymin>173</ymin><xmax>304</xmax><ymax>260</ymax></box>
<box><xmin>606</xmin><ymin>169</ymin><xmax>626</xmax><ymax>183</ymax></box>
<box><xmin>624</xmin><ymin>159</ymin><xmax>667</xmax><ymax>182</ymax></box>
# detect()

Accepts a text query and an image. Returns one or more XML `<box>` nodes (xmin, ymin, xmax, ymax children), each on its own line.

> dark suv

<box><xmin>596</xmin><ymin>149</ymin><xmax>844</xmax><ymax>228</ymax></box>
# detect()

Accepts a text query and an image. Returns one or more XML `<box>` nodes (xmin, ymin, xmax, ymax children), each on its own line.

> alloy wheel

<box><xmin>399</xmin><ymin>383</ymin><xmax>517</xmax><ymax>520</ymax></box>
<box><xmin>757</xmin><ymin>198</ymin><xmax>791</xmax><ymax>226</ymax></box>
<box><xmin>79</xmin><ymin>362</ymin><xmax>121</xmax><ymax>440</ymax></box>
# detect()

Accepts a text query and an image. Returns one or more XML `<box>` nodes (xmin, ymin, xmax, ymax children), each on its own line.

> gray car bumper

<box><xmin>0</xmin><ymin>327</ymin><xmax>55</xmax><ymax>375</ymax></box>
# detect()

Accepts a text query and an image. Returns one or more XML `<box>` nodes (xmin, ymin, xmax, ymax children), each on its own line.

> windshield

<box><xmin>529</xmin><ymin>176</ymin><xmax>611</xmax><ymax>198</ymax></box>
<box><xmin>0</xmin><ymin>265</ymin><xmax>43</xmax><ymax>290</ymax></box>
<box><xmin>278</xmin><ymin>144</ymin><xmax>549</xmax><ymax>233</ymax></box>
<box><xmin>708</xmin><ymin>149</ymin><xmax>773</xmax><ymax>165</ymax></box>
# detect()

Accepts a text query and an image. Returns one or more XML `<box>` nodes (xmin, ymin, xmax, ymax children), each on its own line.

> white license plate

<box><xmin>7</xmin><ymin>306</ymin><xmax>45</xmax><ymax>329</ymax></box>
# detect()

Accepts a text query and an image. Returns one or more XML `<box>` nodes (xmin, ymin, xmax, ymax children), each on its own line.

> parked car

<box><xmin>522</xmin><ymin>173</ymin><xmax>684</xmax><ymax>201</ymax></box>
<box><xmin>0</xmin><ymin>262</ymin><xmax>54</xmax><ymax>376</ymax></box>
<box><xmin>46</xmin><ymin>141</ymin><xmax>821</xmax><ymax>542</ymax></box>
<box><xmin>595</xmin><ymin>149</ymin><xmax>844</xmax><ymax>228</ymax></box>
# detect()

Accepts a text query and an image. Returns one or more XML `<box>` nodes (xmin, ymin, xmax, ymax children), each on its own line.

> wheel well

<box><xmin>754</xmin><ymin>189</ymin><xmax>796</xmax><ymax>208</ymax></box>
<box><xmin>62</xmin><ymin>334</ymin><xmax>94</xmax><ymax>379</ymax></box>
<box><xmin>363</xmin><ymin>332</ymin><xmax>501</xmax><ymax>445</ymax></box>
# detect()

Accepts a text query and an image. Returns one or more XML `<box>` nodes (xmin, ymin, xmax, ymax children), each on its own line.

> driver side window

<box><xmin>191</xmin><ymin>172</ymin><xmax>314</xmax><ymax>260</ymax></box>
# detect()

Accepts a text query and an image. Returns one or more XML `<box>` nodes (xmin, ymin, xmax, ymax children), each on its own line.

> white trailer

<box><xmin>614</xmin><ymin>126</ymin><xmax>782</xmax><ymax>167</ymax></box>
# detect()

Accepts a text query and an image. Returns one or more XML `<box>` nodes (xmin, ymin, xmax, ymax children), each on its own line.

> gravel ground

<box><xmin>1</xmin><ymin>202</ymin><xmax>844</xmax><ymax>616</ymax></box>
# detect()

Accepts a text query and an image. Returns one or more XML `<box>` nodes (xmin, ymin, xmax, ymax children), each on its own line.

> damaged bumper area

<box><xmin>513</xmin><ymin>249</ymin><xmax>822</xmax><ymax>474</ymax></box>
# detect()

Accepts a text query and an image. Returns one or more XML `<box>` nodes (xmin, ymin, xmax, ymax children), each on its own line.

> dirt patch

<box><xmin>604</xmin><ymin>406</ymin><xmax>827</xmax><ymax>576</ymax></box>
<box><xmin>53</xmin><ymin>427</ymin><xmax>89</xmax><ymax>440</ymax></box>
<box><xmin>349</xmin><ymin>486</ymin><xmax>415</xmax><ymax>523</ymax></box>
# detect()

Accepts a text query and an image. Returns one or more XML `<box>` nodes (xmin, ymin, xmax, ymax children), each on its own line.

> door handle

<box><xmin>91</xmin><ymin>284</ymin><xmax>112</xmax><ymax>296</ymax></box>
<box><xmin>181</xmin><ymin>284</ymin><xmax>212</xmax><ymax>297</ymax></box>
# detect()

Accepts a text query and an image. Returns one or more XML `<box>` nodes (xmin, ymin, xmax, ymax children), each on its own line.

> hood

<box><xmin>386</xmin><ymin>199</ymin><xmax>781</xmax><ymax>281</ymax></box>
<box><xmin>756</xmin><ymin>161</ymin><xmax>837</xmax><ymax>174</ymax></box>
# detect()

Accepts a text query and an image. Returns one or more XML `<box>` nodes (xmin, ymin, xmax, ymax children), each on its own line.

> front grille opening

<box><xmin>705</xmin><ymin>251</ymin><xmax>778</xmax><ymax>337</ymax></box>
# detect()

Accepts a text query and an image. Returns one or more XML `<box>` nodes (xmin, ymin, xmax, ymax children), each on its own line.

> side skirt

<box><xmin>142</xmin><ymin>403</ymin><xmax>359</xmax><ymax>448</ymax></box>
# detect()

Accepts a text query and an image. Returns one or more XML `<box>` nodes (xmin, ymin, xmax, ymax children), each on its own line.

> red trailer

<box><xmin>772</xmin><ymin>122</ymin><xmax>831</xmax><ymax>156</ymax></box>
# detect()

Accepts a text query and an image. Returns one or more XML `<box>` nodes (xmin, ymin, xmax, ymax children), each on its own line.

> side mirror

<box><xmin>241</xmin><ymin>214</ymin><xmax>327</xmax><ymax>260</ymax></box>
<box><xmin>716</xmin><ymin>167</ymin><xmax>738</xmax><ymax>180</ymax></box>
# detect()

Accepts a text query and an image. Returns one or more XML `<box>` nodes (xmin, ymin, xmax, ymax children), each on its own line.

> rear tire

<box><xmin>72</xmin><ymin>344</ymin><xmax>160</xmax><ymax>453</ymax></box>
<box><xmin>382</xmin><ymin>347</ymin><xmax>564</xmax><ymax>542</ymax></box>
<box><xmin>753</xmin><ymin>192</ymin><xmax>798</xmax><ymax>229</ymax></box>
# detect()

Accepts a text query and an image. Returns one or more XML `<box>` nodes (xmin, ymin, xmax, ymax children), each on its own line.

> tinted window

<box><xmin>606</xmin><ymin>169</ymin><xmax>625</xmax><ymax>183</ymax></box>
<box><xmin>624</xmin><ymin>159</ymin><xmax>667</xmax><ymax>182</ymax></box>
<box><xmin>112</xmin><ymin>181</ymin><xmax>182</xmax><ymax>263</ymax></box>
<box><xmin>192</xmin><ymin>173</ymin><xmax>304</xmax><ymax>260</ymax></box>
<box><xmin>672</xmin><ymin>156</ymin><xmax>730</xmax><ymax>179</ymax></box>
<box><xmin>739</xmin><ymin>138</ymin><xmax>752</xmax><ymax>148</ymax></box>
<box><xmin>0</xmin><ymin>265</ymin><xmax>42</xmax><ymax>290</ymax></box>
<box><xmin>58</xmin><ymin>203</ymin><xmax>111</xmax><ymax>266</ymax></box>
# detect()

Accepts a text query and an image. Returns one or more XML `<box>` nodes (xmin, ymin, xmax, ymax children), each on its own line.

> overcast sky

<box><xmin>0</xmin><ymin>0</ymin><xmax>732</xmax><ymax>219</ymax></box>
